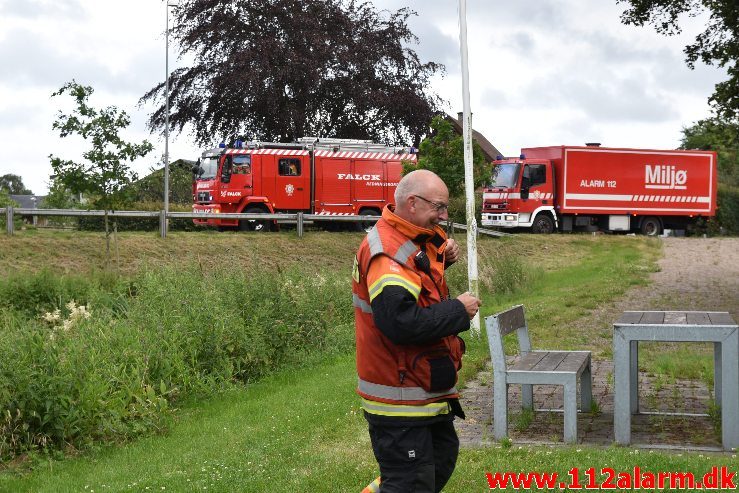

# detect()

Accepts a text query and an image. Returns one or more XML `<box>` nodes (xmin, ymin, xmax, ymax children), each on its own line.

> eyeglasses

<box><xmin>414</xmin><ymin>195</ymin><xmax>448</xmax><ymax>213</ymax></box>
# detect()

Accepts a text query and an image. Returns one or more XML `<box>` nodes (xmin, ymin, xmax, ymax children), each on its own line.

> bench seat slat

<box><xmin>664</xmin><ymin>312</ymin><xmax>687</xmax><ymax>324</ymax></box>
<box><xmin>708</xmin><ymin>312</ymin><xmax>735</xmax><ymax>325</ymax></box>
<box><xmin>687</xmin><ymin>312</ymin><xmax>711</xmax><ymax>325</ymax></box>
<box><xmin>617</xmin><ymin>311</ymin><xmax>644</xmax><ymax>324</ymax></box>
<box><xmin>556</xmin><ymin>351</ymin><xmax>590</xmax><ymax>373</ymax></box>
<box><xmin>641</xmin><ymin>311</ymin><xmax>664</xmax><ymax>324</ymax></box>
<box><xmin>511</xmin><ymin>351</ymin><xmax>547</xmax><ymax>371</ymax></box>
<box><xmin>531</xmin><ymin>351</ymin><xmax>568</xmax><ymax>372</ymax></box>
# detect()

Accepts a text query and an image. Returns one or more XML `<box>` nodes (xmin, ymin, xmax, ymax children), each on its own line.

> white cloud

<box><xmin>0</xmin><ymin>0</ymin><xmax>730</xmax><ymax>195</ymax></box>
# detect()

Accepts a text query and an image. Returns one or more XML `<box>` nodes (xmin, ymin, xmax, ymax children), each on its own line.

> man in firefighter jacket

<box><xmin>353</xmin><ymin>169</ymin><xmax>482</xmax><ymax>492</ymax></box>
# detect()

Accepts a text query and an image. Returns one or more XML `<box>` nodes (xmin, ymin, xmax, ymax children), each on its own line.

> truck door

<box><xmin>219</xmin><ymin>154</ymin><xmax>252</xmax><ymax>205</ymax></box>
<box><xmin>352</xmin><ymin>160</ymin><xmax>384</xmax><ymax>205</ymax></box>
<box><xmin>317</xmin><ymin>158</ymin><xmax>352</xmax><ymax>213</ymax></box>
<box><xmin>521</xmin><ymin>163</ymin><xmax>553</xmax><ymax>205</ymax></box>
<box><xmin>274</xmin><ymin>156</ymin><xmax>310</xmax><ymax>210</ymax></box>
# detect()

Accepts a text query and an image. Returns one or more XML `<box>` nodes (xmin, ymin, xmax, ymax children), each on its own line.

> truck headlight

<box><xmin>505</xmin><ymin>215</ymin><xmax>515</xmax><ymax>221</ymax></box>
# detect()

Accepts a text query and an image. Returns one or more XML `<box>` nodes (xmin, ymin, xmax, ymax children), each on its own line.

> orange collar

<box><xmin>381</xmin><ymin>205</ymin><xmax>447</xmax><ymax>245</ymax></box>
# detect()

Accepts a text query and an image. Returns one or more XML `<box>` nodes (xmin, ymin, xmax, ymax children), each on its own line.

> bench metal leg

<box><xmin>493</xmin><ymin>374</ymin><xmax>508</xmax><ymax>441</ymax></box>
<box><xmin>630</xmin><ymin>340</ymin><xmax>639</xmax><ymax>414</ymax></box>
<box><xmin>714</xmin><ymin>342</ymin><xmax>722</xmax><ymax>409</ymax></box>
<box><xmin>563</xmin><ymin>378</ymin><xmax>578</xmax><ymax>444</ymax></box>
<box><xmin>521</xmin><ymin>384</ymin><xmax>534</xmax><ymax>410</ymax></box>
<box><xmin>580</xmin><ymin>362</ymin><xmax>592</xmax><ymax>412</ymax></box>
<box><xmin>720</xmin><ymin>333</ymin><xmax>739</xmax><ymax>450</ymax></box>
<box><xmin>613</xmin><ymin>330</ymin><xmax>631</xmax><ymax>445</ymax></box>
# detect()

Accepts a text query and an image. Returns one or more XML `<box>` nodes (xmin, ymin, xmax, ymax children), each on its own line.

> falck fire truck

<box><xmin>192</xmin><ymin>137</ymin><xmax>417</xmax><ymax>231</ymax></box>
<box><xmin>481</xmin><ymin>144</ymin><xmax>717</xmax><ymax>235</ymax></box>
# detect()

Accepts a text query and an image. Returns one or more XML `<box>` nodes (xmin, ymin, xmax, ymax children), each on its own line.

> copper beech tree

<box><xmin>141</xmin><ymin>0</ymin><xmax>443</xmax><ymax>147</ymax></box>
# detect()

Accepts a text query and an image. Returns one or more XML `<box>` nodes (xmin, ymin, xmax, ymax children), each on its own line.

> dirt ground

<box><xmin>615</xmin><ymin>236</ymin><xmax>739</xmax><ymax>321</ymax></box>
<box><xmin>457</xmin><ymin>236</ymin><xmax>739</xmax><ymax>450</ymax></box>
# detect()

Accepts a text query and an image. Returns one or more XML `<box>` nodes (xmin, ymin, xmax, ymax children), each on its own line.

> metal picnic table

<box><xmin>613</xmin><ymin>311</ymin><xmax>739</xmax><ymax>451</ymax></box>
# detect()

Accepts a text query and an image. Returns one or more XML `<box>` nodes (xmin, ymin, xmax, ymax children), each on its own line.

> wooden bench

<box><xmin>485</xmin><ymin>305</ymin><xmax>592</xmax><ymax>443</ymax></box>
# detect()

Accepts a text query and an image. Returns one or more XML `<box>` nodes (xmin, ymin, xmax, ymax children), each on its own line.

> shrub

<box><xmin>716</xmin><ymin>184</ymin><xmax>739</xmax><ymax>234</ymax></box>
<box><xmin>77</xmin><ymin>202</ymin><xmax>200</xmax><ymax>232</ymax></box>
<box><xmin>0</xmin><ymin>266</ymin><xmax>352</xmax><ymax>460</ymax></box>
<box><xmin>0</xmin><ymin>269</ymin><xmax>125</xmax><ymax>319</ymax></box>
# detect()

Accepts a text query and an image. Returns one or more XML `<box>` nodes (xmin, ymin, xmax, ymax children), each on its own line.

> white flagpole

<box><xmin>458</xmin><ymin>0</ymin><xmax>480</xmax><ymax>335</ymax></box>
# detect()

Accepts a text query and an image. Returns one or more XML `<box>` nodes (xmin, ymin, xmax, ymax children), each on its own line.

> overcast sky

<box><xmin>0</xmin><ymin>0</ymin><xmax>726</xmax><ymax>195</ymax></box>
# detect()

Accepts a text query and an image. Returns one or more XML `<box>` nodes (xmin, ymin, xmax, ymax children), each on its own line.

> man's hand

<box><xmin>445</xmin><ymin>238</ymin><xmax>460</xmax><ymax>264</ymax></box>
<box><xmin>456</xmin><ymin>291</ymin><xmax>481</xmax><ymax>319</ymax></box>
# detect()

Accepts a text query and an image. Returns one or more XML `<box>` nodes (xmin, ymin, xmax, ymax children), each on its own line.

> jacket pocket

<box><xmin>412</xmin><ymin>349</ymin><xmax>457</xmax><ymax>393</ymax></box>
<box><xmin>427</xmin><ymin>355</ymin><xmax>456</xmax><ymax>392</ymax></box>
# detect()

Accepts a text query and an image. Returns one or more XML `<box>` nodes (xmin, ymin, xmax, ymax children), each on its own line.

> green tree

<box><xmin>617</xmin><ymin>0</ymin><xmax>739</xmax><ymax>120</ymax></box>
<box><xmin>0</xmin><ymin>174</ymin><xmax>32</xmax><ymax>194</ymax></box>
<box><xmin>42</xmin><ymin>177</ymin><xmax>80</xmax><ymax>210</ymax></box>
<box><xmin>680</xmin><ymin>117</ymin><xmax>739</xmax><ymax>186</ymax></box>
<box><xmin>680</xmin><ymin>116</ymin><xmax>739</xmax><ymax>234</ymax></box>
<box><xmin>407</xmin><ymin>116</ymin><xmax>489</xmax><ymax>198</ymax></box>
<box><xmin>129</xmin><ymin>159</ymin><xmax>196</xmax><ymax>205</ymax></box>
<box><xmin>50</xmin><ymin>81</ymin><xmax>153</xmax><ymax>261</ymax></box>
<box><xmin>141</xmin><ymin>0</ymin><xmax>442</xmax><ymax>147</ymax></box>
<box><xmin>0</xmin><ymin>189</ymin><xmax>20</xmax><ymax>230</ymax></box>
<box><xmin>0</xmin><ymin>188</ymin><xmax>18</xmax><ymax>207</ymax></box>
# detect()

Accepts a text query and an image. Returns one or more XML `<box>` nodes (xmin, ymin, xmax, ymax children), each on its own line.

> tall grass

<box><xmin>0</xmin><ymin>266</ymin><xmax>352</xmax><ymax>460</ymax></box>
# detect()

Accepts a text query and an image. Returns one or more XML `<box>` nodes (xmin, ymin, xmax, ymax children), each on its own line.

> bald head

<box><xmin>395</xmin><ymin>170</ymin><xmax>447</xmax><ymax>204</ymax></box>
<box><xmin>394</xmin><ymin>169</ymin><xmax>450</xmax><ymax>229</ymax></box>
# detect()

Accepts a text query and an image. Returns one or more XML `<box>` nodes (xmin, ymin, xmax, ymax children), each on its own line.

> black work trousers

<box><xmin>367</xmin><ymin>418</ymin><xmax>459</xmax><ymax>493</ymax></box>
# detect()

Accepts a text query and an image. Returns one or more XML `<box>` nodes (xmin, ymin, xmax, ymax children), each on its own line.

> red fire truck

<box><xmin>192</xmin><ymin>138</ymin><xmax>417</xmax><ymax>231</ymax></box>
<box><xmin>481</xmin><ymin>144</ymin><xmax>717</xmax><ymax>235</ymax></box>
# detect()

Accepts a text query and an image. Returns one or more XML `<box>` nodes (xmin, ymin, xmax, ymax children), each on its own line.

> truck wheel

<box><xmin>357</xmin><ymin>209</ymin><xmax>380</xmax><ymax>232</ymax></box>
<box><xmin>531</xmin><ymin>214</ymin><xmax>555</xmax><ymax>234</ymax></box>
<box><xmin>239</xmin><ymin>207</ymin><xmax>272</xmax><ymax>232</ymax></box>
<box><xmin>640</xmin><ymin>217</ymin><xmax>661</xmax><ymax>236</ymax></box>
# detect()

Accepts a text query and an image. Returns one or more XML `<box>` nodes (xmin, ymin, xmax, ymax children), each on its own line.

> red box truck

<box><xmin>481</xmin><ymin>144</ymin><xmax>717</xmax><ymax>235</ymax></box>
<box><xmin>192</xmin><ymin>138</ymin><xmax>416</xmax><ymax>231</ymax></box>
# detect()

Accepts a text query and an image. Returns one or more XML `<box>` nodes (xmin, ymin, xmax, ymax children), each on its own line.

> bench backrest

<box><xmin>485</xmin><ymin>304</ymin><xmax>532</xmax><ymax>374</ymax></box>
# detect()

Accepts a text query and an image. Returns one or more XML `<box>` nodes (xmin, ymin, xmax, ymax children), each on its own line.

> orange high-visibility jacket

<box><xmin>353</xmin><ymin>205</ymin><xmax>468</xmax><ymax>407</ymax></box>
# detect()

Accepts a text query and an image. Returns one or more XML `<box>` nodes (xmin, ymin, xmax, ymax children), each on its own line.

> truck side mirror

<box><xmin>192</xmin><ymin>159</ymin><xmax>205</xmax><ymax>177</ymax></box>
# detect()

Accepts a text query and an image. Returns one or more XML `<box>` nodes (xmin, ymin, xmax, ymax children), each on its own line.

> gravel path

<box><xmin>456</xmin><ymin>237</ymin><xmax>739</xmax><ymax>449</ymax></box>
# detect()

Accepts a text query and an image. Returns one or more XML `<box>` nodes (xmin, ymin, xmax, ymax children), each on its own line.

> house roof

<box><xmin>9</xmin><ymin>194</ymin><xmax>46</xmax><ymax>209</ymax></box>
<box><xmin>444</xmin><ymin>113</ymin><xmax>502</xmax><ymax>162</ymax></box>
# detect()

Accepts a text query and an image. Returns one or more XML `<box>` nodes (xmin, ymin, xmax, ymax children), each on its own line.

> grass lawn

<box><xmin>3</xmin><ymin>355</ymin><xmax>736</xmax><ymax>492</ymax></box>
<box><xmin>1</xmin><ymin>230</ymin><xmax>736</xmax><ymax>492</ymax></box>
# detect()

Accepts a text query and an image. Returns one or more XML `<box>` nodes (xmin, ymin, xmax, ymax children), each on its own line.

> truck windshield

<box><xmin>198</xmin><ymin>156</ymin><xmax>219</xmax><ymax>180</ymax></box>
<box><xmin>490</xmin><ymin>163</ymin><xmax>520</xmax><ymax>188</ymax></box>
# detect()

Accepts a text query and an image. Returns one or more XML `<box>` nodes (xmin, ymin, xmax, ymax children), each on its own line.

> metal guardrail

<box><xmin>3</xmin><ymin>206</ymin><xmax>511</xmax><ymax>238</ymax></box>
